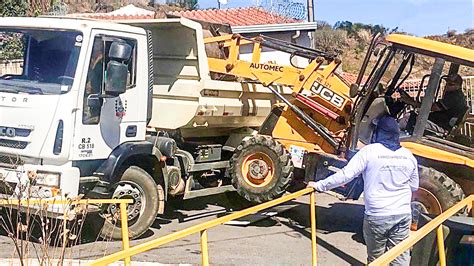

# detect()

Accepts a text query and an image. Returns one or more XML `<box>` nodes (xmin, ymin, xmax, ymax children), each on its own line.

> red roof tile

<box><xmin>70</xmin><ymin>13</ymin><xmax>155</xmax><ymax>20</ymax></box>
<box><xmin>339</xmin><ymin>72</ymin><xmax>424</xmax><ymax>97</ymax></box>
<box><xmin>339</xmin><ymin>72</ymin><xmax>358</xmax><ymax>85</ymax></box>
<box><xmin>171</xmin><ymin>7</ymin><xmax>301</xmax><ymax>26</ymax></box>
<box><xmin>69</xmin><ymin>4</ymin><xmax>156</xmax><ymax>20</ymax></box>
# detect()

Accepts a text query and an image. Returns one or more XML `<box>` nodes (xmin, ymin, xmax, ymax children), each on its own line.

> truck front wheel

<box><xmin>229</xmin><ymin>135</ymin><xmax>293</xmax><ymax>203</ymax></box>
<box><xmin>100</xmin><ymin>166</ymin><xmax>163</xmax><ymax>240</ymax></box>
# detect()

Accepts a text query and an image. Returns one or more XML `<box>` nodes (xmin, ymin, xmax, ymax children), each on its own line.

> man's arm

<box><xmin>409</xmin><ymin>164</ymin><xmax>420</xmax><ymax>192</ymax></box>
<box><xmin>308</xmin><ymin>148</ymin><xmax>368</xmax><ymax>192</ymax></box>
<box><xmin>400</xmin><ymin>90</ymin><xmax>441</xmax><ymax>111</ymax></box>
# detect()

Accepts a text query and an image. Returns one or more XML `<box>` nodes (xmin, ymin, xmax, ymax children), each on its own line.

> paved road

<box><xmin>0</xmin><ymin>192</ymin><xmax>367</xmax><ymax>265</ymax></box>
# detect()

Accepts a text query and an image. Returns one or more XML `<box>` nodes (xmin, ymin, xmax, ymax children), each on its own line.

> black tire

<box><xmin>99</xmin><ymin>166</ymin><xmax>163</xmax><ymax>240</ymax></box>
<box><xmin>413</xmin><ymin>166</ymin><xmax>465</xmax><ymax>215</ymax></box>
<box><xmin>229</xmin><ymin>135</ymin><xmax>293</xmax><ymax>203</ymax></box>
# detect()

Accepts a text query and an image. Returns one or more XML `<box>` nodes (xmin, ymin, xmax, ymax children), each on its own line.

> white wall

<box><xmin>238</xmin><ymin>31</ymin><xmax>313</xmax><ymax>68</ymax></box>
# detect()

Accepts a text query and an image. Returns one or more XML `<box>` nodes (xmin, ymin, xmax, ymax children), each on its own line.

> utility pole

<box><xmin>307</xmin><ymin>0</ymin><xmax>314</xmax><ymax>22</ymax></box>
<box><xmin>307</xmin><ymin>0</ymin><xmax>315</xmax><ymax>49</ymax></box>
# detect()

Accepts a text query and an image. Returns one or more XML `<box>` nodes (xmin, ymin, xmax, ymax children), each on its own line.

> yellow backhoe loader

<box><xmin>205</xmin><ymin>33</ymin><xmax>473</xmax><ymax>217</ymax></box>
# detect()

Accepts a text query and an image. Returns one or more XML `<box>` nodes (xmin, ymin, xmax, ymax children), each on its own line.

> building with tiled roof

<box><xmin>69</xmin><ymin>4</ymin><xmax>156</xmax><ymax>20</ymax></box>
<box><xmin>169</xmin><ymin>7</ymin><xmax>317</xmax><ymax>67</ymax></box>
<box><xmin>169</xmin><ymin>7</ymin><xmax>317</xmax><ymax>34</ymax></box>
<box><xmin>69</xmin><ymin>5</ymin><xmax>317</xmax><ymax>67</ymax></box>
<box><xmin>171</xmin><ymin>7</ymin><xmax>299</xmax><ymax>27</ymax></box>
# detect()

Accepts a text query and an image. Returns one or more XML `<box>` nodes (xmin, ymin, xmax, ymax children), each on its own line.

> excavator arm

<box><xmin>205</xmin><ymin>34</ymin><xmax>353</xmax><ymax>153</ymax></box>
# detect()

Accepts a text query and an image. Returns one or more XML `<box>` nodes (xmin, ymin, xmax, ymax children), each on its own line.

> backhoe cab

<box><xmin>320</xmin><ymin>34</ymin><xmax>474</xmax><ymax>216</ymax></box>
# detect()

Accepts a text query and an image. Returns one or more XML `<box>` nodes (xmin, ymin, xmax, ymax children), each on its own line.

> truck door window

<box><xmin>82</xmin><ymin>36</ymin><xmax>137</xmax><ymax>124</ymax></box>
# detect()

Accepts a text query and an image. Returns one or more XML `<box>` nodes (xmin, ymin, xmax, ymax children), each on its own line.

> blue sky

<box><xmin>197</xmin><ymin>0</ymin><xmax>474</xmax><ymax>36</ymax></box>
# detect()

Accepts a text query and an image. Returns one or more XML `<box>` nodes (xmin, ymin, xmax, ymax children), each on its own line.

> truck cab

<box><xmin>0</xmin><ymin>16</ymin><xmax>299</xmax><ymax>239</ymax></box>
<box><xmin>0</xmin><ymin>17</ymin><xmax>157</xmax><ymax>239</ymax></box>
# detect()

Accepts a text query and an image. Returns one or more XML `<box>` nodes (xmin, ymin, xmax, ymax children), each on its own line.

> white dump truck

<box><xmin>0</xmin><ymin>17</ymin><xmax>298</xmax><ymax>239</ymax></box>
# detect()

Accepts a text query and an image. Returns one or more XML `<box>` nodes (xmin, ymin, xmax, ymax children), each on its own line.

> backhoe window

<box><xmin>0</xmin><ymin>28</ymin><xmax>82</xmax><ymax>95</ymax></box>
<box><xmin>356</xmin><ymin>44</ymin><xmax>473</xmax><ymax>148</ymax></box>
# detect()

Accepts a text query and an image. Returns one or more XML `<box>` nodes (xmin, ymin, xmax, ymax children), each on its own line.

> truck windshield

<box><xmin>0</xmin><ymin>28</ymin><xmax>82</xmax><ymax>95</ymax></box>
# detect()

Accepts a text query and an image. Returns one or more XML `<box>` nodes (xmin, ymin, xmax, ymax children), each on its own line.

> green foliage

<box><xmin>174</xmin><ymin>0</ymin><xmax>198</xmax><ymax>10</ymax></box>
<box><xmin>0</xmin><ymin>0</ymin><xmax>27</xmax><ymax>17</ymax></box>
<box><xmin>0</xmin><ymin>1</ymin><xmax>27</xmax><ymax>60</ymax></box>
<box><xmin>313</xmin><ymin>28</ymin><xmax>348</xmax><ymax>54</ymax></box>
<box><xmin>334</xmin><ymin>20</ymin><xmax>389</xmax><ymax>36</ymax></box>
<box><xmin>0</xmin><ymin>33</ymin><xmax>25</xmax><ymax>60</ymax></box>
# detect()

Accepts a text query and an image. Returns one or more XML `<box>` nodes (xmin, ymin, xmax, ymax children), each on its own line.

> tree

<box><xmin>0</xmin><ymin>0</ymin><xmax>27</xmax><ymax>17</ymax></box>
<box><xmin>0</xmin><ymin>1</ymin><xmax>28</xmax><ymax>60</ymax></box>
<box><xmin>334</xmin><ymin>21</ymin><xmax>354</xmax><ymax>35</ymax></box>
<box><xmin>334</xmin><ymin>20</ymin><xmax>388</xmax><ymax>36</ymax></box>
<box><xmin>313</xmin><ymin>28</ymin><xmax>348</xmax><ymax>54</ymax></box>
<box><xmin>173</xmin><ymin>0</ymin><xmax>198</xmax><ymax>10</ymax></box>
<box><xmin>316</xmin><ymin>20</ymin><xmax>331</xmax><ymax>30</ymax></box>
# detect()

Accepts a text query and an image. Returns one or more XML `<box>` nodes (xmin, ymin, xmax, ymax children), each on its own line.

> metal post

<box><xmin>62</xmin><ymin>208</ymin><xmax>68</xmax><ymax>248</ymax></box>
<box><xmin>310</xmin><ymin>191</ymin><xmax>317</xmax><ymax>266</ymax></box>
<box><xmin>307</xmin><ymin>0</ymin><xmax>314</xmax><ymax>22</ymax></box>
<box><xmin>120</xmin><ymin>202</ymin><xmax>131</xmax><ymax>266</ymax></box>
<box><xmin>307</xmin><ymin>0</ymin><xmax>315</xmax><ymax>49</ymax></box>
<box><xmin>436</xmin><ymin>225</ymin><xmax>446</xmax><ymax>266</ymax></box>
<box><xmin>200</xmin><ymin>230</ymin><xmax>210</xmax><ymax>266</ymax></box>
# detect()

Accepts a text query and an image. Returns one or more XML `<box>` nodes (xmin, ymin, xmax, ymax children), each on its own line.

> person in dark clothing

<box><xmin>400</xmin><ymin>74</ymin><xmax>468</xmax><ymax>134</ymax></box>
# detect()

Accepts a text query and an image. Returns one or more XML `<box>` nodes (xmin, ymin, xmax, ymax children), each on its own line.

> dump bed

<box><xmin>126</xmin><ymin>18</ymin><xmax>292</xmax><ymax>138</ymax></box>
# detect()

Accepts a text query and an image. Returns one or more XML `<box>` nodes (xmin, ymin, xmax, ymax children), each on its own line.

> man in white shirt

<box><xmin>308</xmin><ymin>115</ymin><xmax>419</xmax><ymax>265</ymax></box>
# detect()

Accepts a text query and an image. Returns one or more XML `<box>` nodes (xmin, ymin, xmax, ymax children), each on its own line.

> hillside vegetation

<box><xmin>314</xmin><ymin>21</ymin><xmax>474</xmax><ymax>77</ymax></box>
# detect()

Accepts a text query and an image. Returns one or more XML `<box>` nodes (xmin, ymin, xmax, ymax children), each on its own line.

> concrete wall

<box><xmin>0</xmin><ymin>60</ymin><xmax>22</xmax><ymax>76</ymax></box>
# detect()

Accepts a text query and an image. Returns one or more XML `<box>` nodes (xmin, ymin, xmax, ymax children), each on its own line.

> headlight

<box><xmin>35</xmin><ymin>171</ymin><xmax>60</xmax><ymax>187</ymax></box>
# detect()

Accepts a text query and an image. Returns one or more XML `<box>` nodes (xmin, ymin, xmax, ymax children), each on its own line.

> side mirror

<box><xmin>104</xmin><ymin>41</ymin><xmax>132</xmax><ymax>97</ymax></box>
<box><xmin>109</xmin><ymin>42</ymin><xmax>132</xmax><ymax>61</ymax></box>
<box><xmin>350</xmin><ymin>84</ymin><xmax>360</xmax><ymax>98</ymax></box>
<box><xmin>105</xmin><ymin>61</ymin><xmax>128</xmax><ymax>97</ymax></box>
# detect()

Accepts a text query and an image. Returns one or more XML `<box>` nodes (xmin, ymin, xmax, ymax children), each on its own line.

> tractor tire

<box><xmin>99</xmin><ymin>166</ymin><xmax>164</xmax><ymax>240</ymax></box>
<box><xmin>413</xmin><ymin>166</ymin><xmax>465</xmax><ymax>215</ymax></box>
<box><xmin>229</xmin><ymin>135</ymin><xmax>293</xmax><ymax>203</ymax></box>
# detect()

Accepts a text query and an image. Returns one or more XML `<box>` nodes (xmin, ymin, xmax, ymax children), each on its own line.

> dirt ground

<box><xmin>0</xmin><ymin>192</ymin><xmax>368</xmax><ymax>265</ymax></box>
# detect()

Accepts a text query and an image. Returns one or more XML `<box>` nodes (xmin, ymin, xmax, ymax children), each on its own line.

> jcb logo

<box><xmin>310</xmin><ymin>83</ymin><xmax>345</xmax><ymax>108</ymax></box>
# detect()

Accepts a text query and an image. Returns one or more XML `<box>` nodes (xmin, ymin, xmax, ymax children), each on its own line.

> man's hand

<box><xmin>307</xmin><ymin>181</ymin><xmax>324</xmax><ymax>192</ymax></box>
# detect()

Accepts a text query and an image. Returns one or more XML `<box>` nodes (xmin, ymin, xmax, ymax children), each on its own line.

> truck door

<box><xmin>71</xmin><ymin>30</ymin><xmax>147</xmax><ymax>163</ymax></box>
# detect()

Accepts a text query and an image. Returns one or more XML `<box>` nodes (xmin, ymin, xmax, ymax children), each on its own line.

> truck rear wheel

<box><xmin>412</xmin><ymin>166</ymin><xmax>465</xmax><ymax>216</ymax></box>
<box><xmin>100</xmin><ymin>166</ymin><xmax>163</xmax><ymax>240</ymax></box>
<box><xmin>230</xmin><ymin>135</ymin><xmax>293</xmax><ymax>203</ymax></box>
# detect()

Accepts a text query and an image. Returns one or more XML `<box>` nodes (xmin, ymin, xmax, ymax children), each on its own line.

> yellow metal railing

<box><xmin>89</xmin><ymin>187</ymin><xmax>317</xmax><ymax>266</ymax></box>
<box><xmin>370</xmin><ymin>194</ymin><xmax>474</xmax><ymax>266</ymax></box>
<box><xmin>0</xmin><ymin>198</ymin><xmax>134</xmax><ymax>266</ymax></box>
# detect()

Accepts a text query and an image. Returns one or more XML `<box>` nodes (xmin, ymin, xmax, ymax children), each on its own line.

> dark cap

<box><xmin>373</xmin><ymin>115</ymin><xmax>400</xmax><ymax>135</ymax></box>
<box><xmin>447</xmin><ymin>74</ymin><xmax>462</xmax><ymax>85</ymax></box>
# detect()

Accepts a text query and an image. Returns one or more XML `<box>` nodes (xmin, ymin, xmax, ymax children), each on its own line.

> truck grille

<box><xmin>0</xmin><ymin>139</ymin><xmax>28</xmax><ymax>149</ymax></box>
<box><xmin>0</xmin><ymin>154</ymin><xmax>24</xmax><ymax>169</ymax></box>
